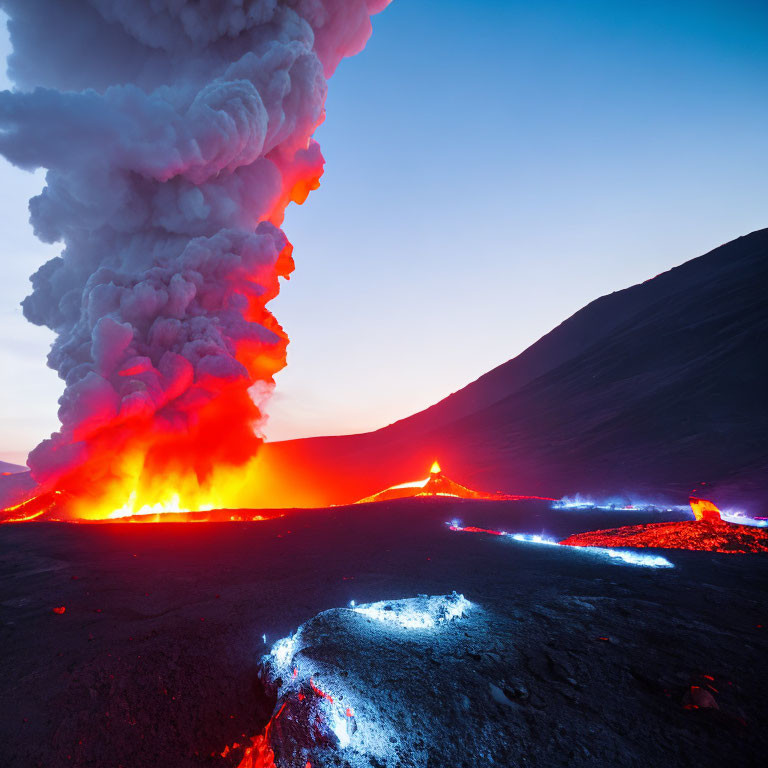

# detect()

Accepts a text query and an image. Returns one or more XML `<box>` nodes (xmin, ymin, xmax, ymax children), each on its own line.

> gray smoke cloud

<box><xmin>0</xmin><ymin>0</ymin><xmax>389</xmax><ymax>511</ymax></box>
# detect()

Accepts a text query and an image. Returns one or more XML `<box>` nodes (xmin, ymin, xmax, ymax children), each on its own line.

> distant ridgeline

<box><xmin>253</xmin><ymin>229</ymin><xmax>768</xmax><ymax>512</ymax></box>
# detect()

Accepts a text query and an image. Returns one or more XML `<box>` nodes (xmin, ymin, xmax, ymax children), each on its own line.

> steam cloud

<box><xmin>0</xmin><ymin>0</ymin><xmax>389</xmax><ymax>512</ymax></box>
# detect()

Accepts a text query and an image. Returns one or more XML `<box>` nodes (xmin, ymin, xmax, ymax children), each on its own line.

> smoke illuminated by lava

<box><xmin>0</xmin><ymin>1</ymin><xmax>390</xmax><ymax>519</ymax></box>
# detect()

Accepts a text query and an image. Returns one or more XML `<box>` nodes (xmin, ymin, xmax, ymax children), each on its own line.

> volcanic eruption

<box><xmin>354</xmin><ymin>460</ymin><xmax>554</xmax><ymax>504</ymax></box>
<box><xmin>0</xmin><ymin>0</ymin><xmax>390</xmax><ymax>522</ymax></box>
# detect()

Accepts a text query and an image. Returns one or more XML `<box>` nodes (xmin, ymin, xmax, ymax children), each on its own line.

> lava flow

<box><xmin>355</xmin><ymin>460</ymin><xmax>555</xmax><ymax>504</ymax></box>
<box><xmin>560</xmin><ymin>497</ymin><xmax>768</xmax><ymax>554</ymax></box>
<box><xmin>230</xmin><ymin>714</ymin><xmax>280</xmax><ymax>768</ymax></box>
<box><xmin>0</xmin><ymin>490</ymin><xmax>66</xmax><ymax>523</ymax></box>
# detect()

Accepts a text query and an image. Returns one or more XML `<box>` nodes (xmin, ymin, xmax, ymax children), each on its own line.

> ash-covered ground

<box><xmin>0</xmin><ymin>499</ymin><xmax>766</xmax><ymax>767</ymax></box>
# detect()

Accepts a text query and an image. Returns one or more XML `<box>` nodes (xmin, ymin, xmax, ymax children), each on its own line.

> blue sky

<box><xmin>1</xmin><ymin>0</ymin><xmax>767</xmax><ymax>464</ymax></box>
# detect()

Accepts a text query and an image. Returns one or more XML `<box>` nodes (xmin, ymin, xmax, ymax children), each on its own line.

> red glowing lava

<box><xmin>0</xmin><ymin>4</ymin><xmax>393</xmax><ymax>525</ymax></box>
<box><xmin>449</xmin><ymin>525</ymin><xmax>504</xmax><ymax>535</ymax></box>
<box><xmin>560</xmin><ymin>498</ymin><xmax>768</xmax><ymax>554</ymax></box>
<box><xmin>225</xmin><ymin>673</ymin><xmax>345</xmax><ymax>768</ymax></box>
<box><xmin>0</xmin><ymin>489</ymin><xmax>284</xmax><ymax>525</ymax></box>
<box><xmin>355</xmin><ymin>461</ymin><xmax>555</xmax><ymax>504</ymax></box>
<box><xmin>223</xmin><ymin>700</ymin><xmax>293</xmax><ymax>768</ymax></box>
<box><xmin>232</xmin><ymin>729</ymin><xmax>276</xmax><ymax>768</ymax></box>
<box><xmin>0</xmin><ymin>490</ymin><xmax>66</xmax><ymax>523</ymax></box>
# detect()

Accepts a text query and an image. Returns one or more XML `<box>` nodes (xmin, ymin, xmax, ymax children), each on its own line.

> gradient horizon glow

<box><xmin>2</xmin><ymin>0</ymin><xmax>767</xmax><ymax>466</ymax></box>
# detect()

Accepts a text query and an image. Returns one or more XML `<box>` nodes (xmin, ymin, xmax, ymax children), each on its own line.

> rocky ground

<box><xmin>0</xmin><ymin>498</ymin><xmax>766</xmax><ymax>767</ymax></box>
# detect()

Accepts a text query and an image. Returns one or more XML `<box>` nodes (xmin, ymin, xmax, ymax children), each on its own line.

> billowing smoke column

<box><xmin>0</xmin><ymin>0</ymin><xmax>389</xmax><ymax>518</ymax></box>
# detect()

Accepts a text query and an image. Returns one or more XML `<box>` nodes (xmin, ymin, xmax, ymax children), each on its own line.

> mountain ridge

<box><xmin>251</xmin><ymin>229</ymin><xmax>768</xmax><ymax>511</ymax></box>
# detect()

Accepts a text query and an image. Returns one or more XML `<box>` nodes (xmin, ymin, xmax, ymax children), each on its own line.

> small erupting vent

<box><xmin>355</xmin><ymin>461</ymin><xmax>554</xmax><ymax>504</ymax></box>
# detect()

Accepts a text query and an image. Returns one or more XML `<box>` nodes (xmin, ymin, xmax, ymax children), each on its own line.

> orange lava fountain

<box><xmin>689</xmin><ymin>496</ymin><xmax>722</xmax><ymax>523</ymax></box>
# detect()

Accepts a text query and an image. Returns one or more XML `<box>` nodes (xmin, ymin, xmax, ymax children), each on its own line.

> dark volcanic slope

<box><xmin>254</xmin><ymin>229</ymin><xmax>768</xmax><ymax>510</ymax></box>
<box><xmin>0</xmin><ymin>501</ymin><xmax>766</xmax><ymax>768</ymax></box>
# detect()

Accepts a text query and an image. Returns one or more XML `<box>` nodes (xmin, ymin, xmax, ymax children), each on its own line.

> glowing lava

<box><xmin>0</xmin><ymin>2</ymin><xmax>392</xmax><ymax>524</ymax></box>
<box><xmin>448</xmin><ymin>523</ymin><xmax>673</xmax><ymax>567</ymax></box>
<box><xmin>355</xmin><ymin>461</ymin><xmax>555</xmax><ymax>504</ymax></box>
<box><xmin>0</xmin><ymin>490</ymin><xmax>66</xmax><ymax>523</ymax></box>
<box><xmin>560</xmin><ymin>498</ymin><xmax>768</xmax><ymax>554</ymax></box>
<box><xmin>230</xmin><ymin>714</ymin><xmax>280</xmax><ymax>768</ymax></box>
<box><xmin>689</xmin><ymin>496</ymin><xmax>722</xmax><ymax>523</ymax></box>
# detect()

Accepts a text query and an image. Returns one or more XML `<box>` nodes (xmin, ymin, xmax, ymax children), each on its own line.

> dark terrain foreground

<box><xmin>0</xmin><ymin>499</ymin><xmax>766</xmax><ymax>767</ymax></box>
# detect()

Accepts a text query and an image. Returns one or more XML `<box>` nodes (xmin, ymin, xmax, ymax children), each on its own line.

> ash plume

<box><xmin>0</xmin><ymin>0</ymin><xmax>389</xmax><ymax>515</ymax></box>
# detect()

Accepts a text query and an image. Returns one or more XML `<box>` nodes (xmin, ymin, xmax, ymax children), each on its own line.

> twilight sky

<box><xmin>1</xmin><ymin>0</ymin><xmax>767</xmax><ymax>465</ymax></box>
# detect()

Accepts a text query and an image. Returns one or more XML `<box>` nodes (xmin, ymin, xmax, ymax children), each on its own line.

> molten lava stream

<box><xmin>233</xmin><ymin>731</ymin><xmax>276</xmax><ymax>768</ymax></box>
<box><xmin>229</xmin><ymin>702</ymin><xmax>292</xmax><ymax>768</ymax></box>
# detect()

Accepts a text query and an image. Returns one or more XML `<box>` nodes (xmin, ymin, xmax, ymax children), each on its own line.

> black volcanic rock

<box><xmin>1</xmin><ymin>502</ymin><xmax>767</xmax><ymax>768</ymax></box>
<box><xmin>255</xmin><ymin>229</ymin><xmax>768</xmax><ymax>512</ymax></box>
